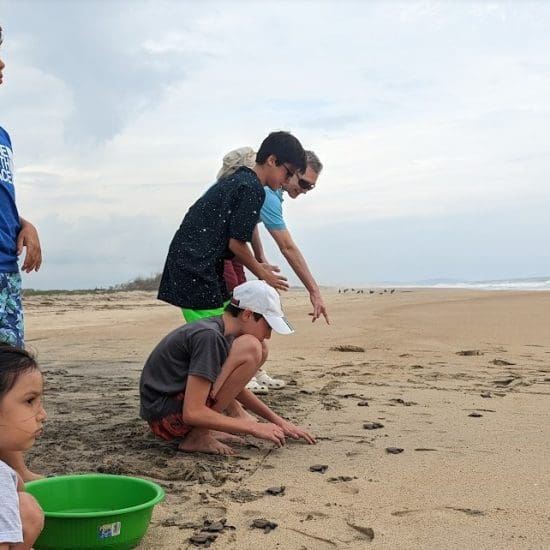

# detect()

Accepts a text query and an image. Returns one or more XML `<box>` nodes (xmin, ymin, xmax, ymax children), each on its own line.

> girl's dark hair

<box><xmin>0</xmin><ymin>344</ymin><xmax>38</xmax><ymax>399</ymax></box>
<box><xmin>225</xmin><ymin>303</ymin><xmax>263</xmax><ymax>322</ymax></box>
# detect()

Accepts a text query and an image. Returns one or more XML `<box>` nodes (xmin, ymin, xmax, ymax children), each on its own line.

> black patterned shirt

<box><xmin>158</xmin><ymin>167</ymin><xmax>264</xmax><ymax>309</ymax></box>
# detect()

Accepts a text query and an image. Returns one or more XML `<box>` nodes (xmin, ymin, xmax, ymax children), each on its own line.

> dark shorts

<box><xmin>0</xmin><ymin>272</ymin><xmax>24</xmax><ymax>348</ymax></box>
<box><xmin>148</xmin><ymin>393</ymin><xmax>217</xmax><ymax>442</ymax></box>
<box><xmin>223</xmin><ymin>258</ymin><xmax>246</xmax><ymax>294</ymax></box>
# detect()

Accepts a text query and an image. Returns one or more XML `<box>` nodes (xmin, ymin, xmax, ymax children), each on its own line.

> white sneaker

<box><xmin>256</xmin><ymin>370</ymin><xmax>286</xmax><ymax>389</ymax></box>
<box><xmin>246</xmin><ymin>376</ymin><xmax>269</xmax><ymax>395</ymax></box>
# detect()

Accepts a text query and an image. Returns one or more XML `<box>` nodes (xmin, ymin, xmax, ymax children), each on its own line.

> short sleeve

<box><xmin>187</xmin><ymin>329</ymin><xmax>229</xmax><ymax>384</ymax></box>
<box><xmin>260</xmin><ymin>188</ymin><xmax>286</xmax><ymax>230</ymax></box>
<box><xmin>228</xmin><ymin>183</ymin><xmax>264</xmax><ymax>242</ymax></box>
<box><xmin>0</xmin><ymin>462</ymin><xmax>23</xmax><ymax>544</ymax></box>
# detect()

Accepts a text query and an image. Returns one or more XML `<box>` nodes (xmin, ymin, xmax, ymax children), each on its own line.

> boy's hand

<box><xmin>249</xmin><ymin>422</ymin><xmax>286</xmax><ymax>447</ymax></box>
<box><xmin>276</xmin><ymin>418</ymin><xmax>317</xmax><ymax>445</ymax></box>
<box><xmin>17</xmin><ymin>220</ymin><xmax>42</xmax><ymax>272</ymax></box>
<box><xmin>260</xmin><ymin>264</ymin><xmax>289</xmax><ymax>291</ymax></box>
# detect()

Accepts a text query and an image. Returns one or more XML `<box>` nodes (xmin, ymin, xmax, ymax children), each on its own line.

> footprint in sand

<box><xmin>330</xmin><ymin>344</ymin><xmax>366</xmax><ymax>353</ymax></box>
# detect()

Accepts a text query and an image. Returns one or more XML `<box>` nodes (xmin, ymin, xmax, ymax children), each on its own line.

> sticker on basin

<box><xmin>98</xmin><ymin>521</ymin><xmax>121</xmax><ymax>539</ymax></box>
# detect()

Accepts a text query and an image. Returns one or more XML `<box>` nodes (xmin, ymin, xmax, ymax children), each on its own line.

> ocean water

<box><xmin>397</xmin><ymin>277</ymin><xmax>550</xmax><ymax>292</ymax></box>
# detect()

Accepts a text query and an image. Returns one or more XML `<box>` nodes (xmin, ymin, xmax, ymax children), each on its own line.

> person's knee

<box><xmin>231</xmin><ymin>334</ymin><xmax>263</xmax><ymax>365</ymax></box>
<box><xmin>18</xmin><ymin>492</ymin><xmax>44</xmax><ymax>545</ymax></box>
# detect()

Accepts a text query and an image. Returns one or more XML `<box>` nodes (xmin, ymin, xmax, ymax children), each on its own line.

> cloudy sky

<box><xmin>1</xmin><ymin>1</ymin><xmax>549</xmax><ymax>289</ymax></box>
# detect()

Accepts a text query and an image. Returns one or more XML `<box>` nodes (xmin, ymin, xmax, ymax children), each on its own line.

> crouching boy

<box><xmin>139</xmin><ymin>280</ymin><xmax>316</xmax><ymax>455</ymax></box>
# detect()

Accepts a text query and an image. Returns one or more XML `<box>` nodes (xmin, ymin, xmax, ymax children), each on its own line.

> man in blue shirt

<box><xmin>1</xmin><ymin>25</ymin><xmax>44</xmax><ymax>482</ymax></box>
<box><xmin>222</xmin><ymin>149</ymin><xmax>328</xmax><ymax>324</ymax></box>
<box><xmin>220</xmin><ymin>149</ymin><xmax>328</xmax><ymax>393</ymax></box>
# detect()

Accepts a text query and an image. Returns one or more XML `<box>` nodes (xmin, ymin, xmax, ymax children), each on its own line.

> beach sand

<box><xmin>24</xmin><ymin>288</ymin><xmax>550</xmax><ymax>549</ymax></box>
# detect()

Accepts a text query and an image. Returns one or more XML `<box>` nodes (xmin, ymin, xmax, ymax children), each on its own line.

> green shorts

<box><xmin>181</xmin><ymin>300</ymin><xmax>231</xmax><ymax>323</ymax></box>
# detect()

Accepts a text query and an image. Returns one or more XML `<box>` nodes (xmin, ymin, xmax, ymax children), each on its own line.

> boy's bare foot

<box><xmin>178</xmin><ymin>429</ymin><xmax>235</xmax><ymax>455</ymax></box>
<box><xmin>210</xmin><ymin>430</ymin><xmax>245</xmax><ymax>444</ymax></box>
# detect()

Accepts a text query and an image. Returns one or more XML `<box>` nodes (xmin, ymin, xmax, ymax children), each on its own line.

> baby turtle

<box><xmin>251</xmin><ymin>518</ymin><xmax>278</xmax><ymax>533</ymax></box>
<box><xmin>189</xmin><ymin>532</ymin><xmax>217</xmax><ymax>546</ymax></box>
<box><xmin>309</xmin><ymin>464</ymin><xmax>329</xmax><ymax>473</ymax></box>
<box><xmin>363</xmin><ymin>422</ymin><xmax>384</xmax><ymax>430</ymax></box>
<box><xmin>266</xmin><ymin>486</ymin><xmax>285</xmax><ymax>496</ymax></box>
<box><xmin>468</xmin><ymin>412</ymin><xmax>483</xmax><ymax>417</ymax></box>
<box><xmin>203</xmin><ymin>521</ymin><xmax>225</xmax><ymax>533</ymax></box>
<box><xmin>385</xmin><ymin>447</ymin><xmax>404</xmax><ymax>454</ymax></box>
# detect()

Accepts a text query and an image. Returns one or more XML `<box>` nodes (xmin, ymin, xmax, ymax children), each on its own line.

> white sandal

<box><xmin>246</xmin><ymin>376</ymin><xmax>269</xmax><ymax>395</ymax></box>
<box><xmin>256</xmin><ymin>370</ymin><xmax>286</xmax><ymax>389</ymax></box>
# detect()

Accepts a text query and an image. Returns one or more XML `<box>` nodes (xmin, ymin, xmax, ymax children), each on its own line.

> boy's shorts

<box><xmin>0</xmin><ymin>272</ymin><xmax>24</xmax><ymax>348</ymax></box>
<box><xmin>181</xmin><ymin>299</ymin><xmax>231</xmax><ymax>324</ymax></box>
<box><xmin>223</xmin><ymin>259</ymin><xmax>246</xmax><ymax>294</ymax></box>
<box><xmin>148</xmin><ymin>393</ymin><xmax>217</xmax><ymax>442</ymax></box>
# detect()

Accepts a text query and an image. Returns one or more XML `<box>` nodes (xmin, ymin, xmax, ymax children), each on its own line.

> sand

<box><xmin>24</xmin><ymin>288</ymin><xmax>550</xmax><ymax>549</ymax></box>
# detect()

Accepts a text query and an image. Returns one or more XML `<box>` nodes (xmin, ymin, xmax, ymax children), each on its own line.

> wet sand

<box><xmin>24</xmin><ymin>288</ymin><xmax>550</xmax><ymax>549</ymax></box>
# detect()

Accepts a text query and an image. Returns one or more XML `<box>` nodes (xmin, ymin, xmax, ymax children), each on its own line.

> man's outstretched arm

<box><xmin>268</xmin><ymin>228</ymin><xmax>329</xmax><ymax>324</ymax></box>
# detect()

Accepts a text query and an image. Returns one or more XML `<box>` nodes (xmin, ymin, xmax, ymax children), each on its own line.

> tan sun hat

<box><xmin>217</xmin><ymin>146</ymin><xmax>256</xmax><ymax>180</ymax></box>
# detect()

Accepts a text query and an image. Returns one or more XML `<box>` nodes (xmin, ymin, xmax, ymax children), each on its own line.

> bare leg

<box><xmin>0</xmin><ymin>451</ymin><xmax>42</xmax><ymax>482</ymax></box>
<box><xmin>177</xmin><ymin>335</ymin><xmax>263</xmax><ymax>455</ymax></box>
<box><xmin>210</xmin><ymin>334</ymin><xmax>263</xmax><ymax>410</ymax></box>
<box><xmin>225</xmin><ymin>399</ymin><xmax>257</xmax><ymax>422</ymax></box>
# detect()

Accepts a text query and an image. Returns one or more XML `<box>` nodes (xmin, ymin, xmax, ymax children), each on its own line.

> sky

<box><xmin>1</xmin><ymin>0</ymin><xmax>549</xmax><ymax>289</ymax></box>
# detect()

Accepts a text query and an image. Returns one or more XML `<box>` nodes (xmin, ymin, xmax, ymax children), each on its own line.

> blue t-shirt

<box><xmin>260</xmin><ymin>187</ymin><xmax>286</xmax><ymax>231</ymax></box>
<box><xmin>0</xmin><ymin>127</ymin><xmax>20</xmax><ymax>273</ymax></box>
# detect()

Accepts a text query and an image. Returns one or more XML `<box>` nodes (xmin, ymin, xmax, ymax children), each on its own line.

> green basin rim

<box><xmin>25</xmin><ymin>474</ymin><xmax>165</xmax><ymax>519</ymax></box>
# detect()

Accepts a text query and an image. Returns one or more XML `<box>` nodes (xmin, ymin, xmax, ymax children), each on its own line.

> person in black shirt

<box><xmin>158</xmin><ymin>131</ymin><xmax>306</xmax><ymax>321</ymax></box>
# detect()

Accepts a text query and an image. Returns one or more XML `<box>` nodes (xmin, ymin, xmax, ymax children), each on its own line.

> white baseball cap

<box><xmin>232</xmin><ymin>280</ymin><xmax>294</xmax><ymax>335</ymax></box>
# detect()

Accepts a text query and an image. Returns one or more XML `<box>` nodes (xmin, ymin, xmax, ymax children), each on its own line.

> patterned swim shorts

<box><xmin>0</xmin><ymin>272</ymin><xmax>24</xmax><ymax>348</ymax></box>
<box><xmin>148</xmin><ymin>393</ymin><xmax>217</xmax><ymax>442</ymax></box>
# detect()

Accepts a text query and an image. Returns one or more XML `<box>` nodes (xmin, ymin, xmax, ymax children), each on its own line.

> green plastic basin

<box><xmin>25</xmin><ymin>474</ymin><xmax>165</xmax><ymax>550</ymax></box>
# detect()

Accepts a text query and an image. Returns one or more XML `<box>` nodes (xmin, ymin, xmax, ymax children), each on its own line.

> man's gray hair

<box><xmin>305</xmin><ymin>150</ymin><xmax>323</xmax><ymax>174</ymax></box>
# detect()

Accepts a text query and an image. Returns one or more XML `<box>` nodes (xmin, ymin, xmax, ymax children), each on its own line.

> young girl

<box><xmin>0</xmin><ymin>344</ymin><xmax>46</xmax><ymax>549</ymax></box>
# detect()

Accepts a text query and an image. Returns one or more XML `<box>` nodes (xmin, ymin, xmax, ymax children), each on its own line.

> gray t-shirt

<box><xmin>0</xmin><ymin>460</ymin><xmax>23</xmax><ymax>544</ymax></box>
<box><xmin>139</xmin><ymin>316</ymin><xmax>233</xmax><ymax>421</ymax></box>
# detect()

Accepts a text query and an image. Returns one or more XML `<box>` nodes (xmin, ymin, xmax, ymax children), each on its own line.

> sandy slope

<box><xmin>25</xmin><ymin>288</ymin><xmax>550</xmax><ymax>549</ymax></box>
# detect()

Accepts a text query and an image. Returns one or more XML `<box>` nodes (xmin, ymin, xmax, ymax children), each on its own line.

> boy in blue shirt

<box><xmin>0</xmin><ymin>25</ymin><xmax>44</xmax><ymax>482</ymax></box>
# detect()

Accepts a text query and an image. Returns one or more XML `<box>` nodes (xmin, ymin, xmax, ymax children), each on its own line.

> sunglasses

<box><xmin>298</xmin><ymin>178</ymin><xmax>315</xmax><ymax>191</ymax></box>
<box><xmin>280</xmin><ymin>164</ymin><xmax>296</xmax><ymax>181</ymax></box>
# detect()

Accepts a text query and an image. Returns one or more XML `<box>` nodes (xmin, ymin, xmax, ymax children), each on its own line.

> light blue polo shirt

<box><xmin>260</xmin><ymin>187</ymin><xmax>287</xmax><ymax>231</ymax></box>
